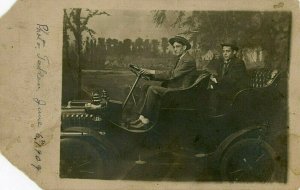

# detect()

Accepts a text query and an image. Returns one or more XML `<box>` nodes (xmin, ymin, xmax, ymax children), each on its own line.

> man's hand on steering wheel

<box><xmin>129</xmin><ymin>64</ymin><xmax>153</xmax><ymax>80</ymax></box>
<box><xmin>139</xmin><ymin>68</ymin><xmax>155</xmax><ymax>75</ymax></box>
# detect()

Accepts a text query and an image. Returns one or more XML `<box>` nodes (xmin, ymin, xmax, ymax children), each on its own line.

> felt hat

<box><xmin>220</xmin><ymin>38</ymin><xmax>239</xmax><ymax>50</ymax></box>
<box><xmin>169</xmin><ymin>35</ymin><xmax>191</xmax><ymax>50</ymax></box>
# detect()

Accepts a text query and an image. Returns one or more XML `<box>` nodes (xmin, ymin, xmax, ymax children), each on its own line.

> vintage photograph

<box><xmin>60</xmin><ymin>9</ymin><xmax>290</xmax><ymax>182</ymax></box>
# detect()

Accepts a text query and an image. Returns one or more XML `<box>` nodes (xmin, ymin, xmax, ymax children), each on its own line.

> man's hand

<box><xmin>210</xmin><ymin>75</ymin><xmax>218</xmax><ymax>83</ymax></box>
<box><xmin>86</xmin><ymin>103</ymin><xmax>101</xmax><ymax>110</ymax></box>
<box><xmin>139</xmin><ymin>68</ymin><xmax>155</xmax><ymax>75</ymax></box>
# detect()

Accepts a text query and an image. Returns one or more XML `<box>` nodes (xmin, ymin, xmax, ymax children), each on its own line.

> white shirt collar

<box><xmin>179</xmin><ymin>51</ymin><xmax>187</xmax><ymax>60</ymax></box>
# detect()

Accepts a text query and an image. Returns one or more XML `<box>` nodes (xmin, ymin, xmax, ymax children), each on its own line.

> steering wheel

<box><xmin>129</xmin><ymin>64</ymin><xmax>151</xmax><ymax>80</ymax></box>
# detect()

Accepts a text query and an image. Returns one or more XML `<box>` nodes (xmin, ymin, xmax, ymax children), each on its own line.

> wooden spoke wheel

<box><xmin>220</xmin><ymin>138</ymin><xmax>279</xmax><ymax>182</ymax></box>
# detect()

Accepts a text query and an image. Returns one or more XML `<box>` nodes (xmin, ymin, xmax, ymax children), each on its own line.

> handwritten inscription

<box><xmin>33</xmin><ymin>98</ymin><xmax>46</xmax><ymax>128</ymax></box>
<box><xmin>36</xmin><ymin>24</ymin><xmax>49</xmax><ymax>49</ymax></box>
<box><xmin>31</xmin><ymin>24</ymin><xmax>49</xmax><ymax>171</ymax></box>
<box><xmin>36</xmin><ymin>54</ymin><xmax>49</xmax><ymax>90</ymax></box>
<box><xmin>31</xmin><ymin>133</ymin><xmax>45</xmax><ymax>171</ymax></box>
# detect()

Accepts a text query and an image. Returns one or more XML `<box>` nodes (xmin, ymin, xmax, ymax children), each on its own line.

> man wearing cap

<box><xmin>129</xmin><ymin>35</ymin><xmax>197</xmax><ymax>129</ymax></box>
<box><xmin>206</xmin><ymin>39</ymin><xmax>247</xmax><ymax>114</ymax></box>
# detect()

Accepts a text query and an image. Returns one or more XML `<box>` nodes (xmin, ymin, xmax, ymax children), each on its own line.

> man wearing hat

<box><xmin>129</xmin><ymin>35</ymin><xmax>197</xmax><ymax>130</ymax></box>
<box><xmin>206</xmin><ymin>38</ymin><xmax>247</xmax><ymax>114</ymax></box>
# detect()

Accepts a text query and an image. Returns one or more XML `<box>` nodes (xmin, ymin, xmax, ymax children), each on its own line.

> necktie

<box><xmin>222</xmin><ymin>62</ymin><xmax>229</xmax><ymax>77</ymax></box>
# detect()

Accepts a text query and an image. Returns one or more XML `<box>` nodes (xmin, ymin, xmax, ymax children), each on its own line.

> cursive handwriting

<box><xmin>31</xmin><ymin>133</ymin><xmax>45</xmax><ymax>171</ymax></box>
<box><xmin>31</xmin><ymin>98</ymin><xmax>46</xmax><ymax>171</ymax></box>
<box><xmin>33</xmin><ymin>98</ymin><xmax>46</xmax><ymax>128</ymax></box>
<box><xmin>32</xmin><ymin>24</ymin><xmax>49</xmax><ymax>172</ymax></box>
<box><xmin>36</xmin><ymin>24</ymin><xmax>49</xmax><ymax>49</ymax></box>
<box><xmin>36</xmin><ymin>24</ymin><xmax>50</xmax><ymax>91</ymax></box>
<box><xmin>36</xmin><ymin>53</ymin><xmax>49</xmax><ymax>90</ymax></box>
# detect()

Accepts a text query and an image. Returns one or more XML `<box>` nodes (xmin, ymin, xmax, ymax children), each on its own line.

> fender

<box><xmin>212</xmin><ymin>125</ymin><xmax>268</xmax><ymax>163</ymax></box>
<box><xmin>61</xmin><ymin>126</ymin><xmax>119</xmax><ymax>157</ymax></box>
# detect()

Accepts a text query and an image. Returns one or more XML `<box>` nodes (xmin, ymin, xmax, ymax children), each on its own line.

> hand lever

<box><xmin>122</xmin><ymin>74</ymin><xmax>142</xmax><ymax>110</ymax></box>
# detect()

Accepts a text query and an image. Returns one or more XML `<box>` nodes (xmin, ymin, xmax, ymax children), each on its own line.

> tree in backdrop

<box><xmin>112</xmin><ymin>39</ymin><xmax>119</xmax><ymax>55</ymax></box>
<box><xmin>135</xmin><ymin>37</ymin><xmax>144</xmax><ymax>54</ymax></box>
<box><xmin>123</xmin><ymin>39</ymin><xmax>132</xmax><ymax>55</ymax></box>
<box><xmin>143</xmin><ymin>39</ymin><xmax>151</xmax><ymax>57</ymax></box>
<box><xmin>63</xmin><ymin>8</ymin><xmax>110</xmax><ymax>99</ymax></box>
<box><xmin>151</xmin><ymin>39</ymin><xmax>160</xmax><ymax>56</ymax></box>
<box><xmin>96</xmin><ymin>37</ymin><xmax>107</xmax><ymax>66</ymax></box>
<box><xmin>161</xmin><ymin>37</ymin><xmax>169</xmax><ymax>55</ymax></box>
<box><xmin>84</xmin><ymin>36</ymin><xmax>91</xmax><ymax>64</ymax></box>
<box><xmin>117</xmin><ymin>41</ymin><xmax>123</xmax><ymax>56</ymax></box>
<box><xmin>153</xmin><ymin>11</ymin><xmax>291</xmax><ymax>70</ymax></box>
<box><xmin>106</xmin><ymin>38</ymin><xmax>113</xmax><ymax>55</ymax></box>
<box><xmin>81</xmin><ymin>37</ymin><xmax>172</xmax><ymax>66</ymax></box>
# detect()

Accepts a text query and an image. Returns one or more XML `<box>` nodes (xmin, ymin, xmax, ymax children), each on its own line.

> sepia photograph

<box><xmin>2</xmin><ymin>0</ymin><xmax>300</xmax><ymax>189</ymax></box>
<box><xmin>60</xmin><ymin>9</ymin><xmax>290</xmax><ymax>182</ymax></box>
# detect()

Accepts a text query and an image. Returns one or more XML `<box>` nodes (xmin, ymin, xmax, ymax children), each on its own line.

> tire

<box><xmin>60</xmin><ymin>138</ymin><xmax>115</xmax><ymax>179</ymax></box>
<box><xmin>220</xmin><ymin>138</ymin><xmax>279</xmax><ymax>182</ymax></box>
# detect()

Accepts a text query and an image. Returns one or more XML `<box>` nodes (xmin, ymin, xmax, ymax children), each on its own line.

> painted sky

<box><xmin>86</xmin><ymin>10</ymin><xmax>182</xmax><ymax>40</ymax></box>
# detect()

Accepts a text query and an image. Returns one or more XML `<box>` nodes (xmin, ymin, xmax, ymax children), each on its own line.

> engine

<box><xmin>61</xmin><ymin>90</ymin><xmax>110</xmax><ymax>130</ymax></box>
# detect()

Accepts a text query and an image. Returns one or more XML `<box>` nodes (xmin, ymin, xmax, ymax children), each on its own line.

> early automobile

<box><xmin>60</xmin><ymin>64</ymin><xmax>284</xmax><ymax>182</ymax></box>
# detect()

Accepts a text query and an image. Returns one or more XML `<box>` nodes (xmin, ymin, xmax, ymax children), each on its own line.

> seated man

<box><xmin>206</xmin><ymin>39</ymin><xmax>248</xmax><ymax>114</ymax></box>
<box><xmin>129</xmin><ymin>35</ymin><xmax>198</xmax><ymax>129</ymax></box>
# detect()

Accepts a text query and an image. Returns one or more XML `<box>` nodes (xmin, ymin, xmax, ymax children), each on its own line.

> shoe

<box><xmin>114</xmin><ymin>120</ymin><xmax>153</xmax><ymax>133</ymax></box>
<box><xmin>129</xmin><ymin>118</ymin><xmax>141</xmax><ymax>125</ymax></box>
<box><xmin>129</xmin><ymin>120</ymin><xmax>151</xmax><ymax>130</ymax></box>
<box><xmin>130</xmin><ymin>120</ymin><xmax>144</xmax><ymax>128</ymax></box>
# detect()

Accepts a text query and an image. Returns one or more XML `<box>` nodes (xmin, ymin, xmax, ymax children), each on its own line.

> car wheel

<box><xmin>220</xmin><ymin>138</ymin><xmax>279</xmax><ymax>182</ymax></box>
<box><xmin>60</xmin><ymin>138</ymin><xmax>109</xmax><ymax>179</ymax></box>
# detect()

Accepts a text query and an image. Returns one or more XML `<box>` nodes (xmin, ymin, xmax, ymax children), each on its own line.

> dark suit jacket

<box><xmin>206</xmin><ymin>57</ymin><xmax>247</xmax><ymax>93</ymax></box>
<box><xmin>153</xmin><ymin>52</ymin><xmax>197</xmax><ymax>89</ymax></box>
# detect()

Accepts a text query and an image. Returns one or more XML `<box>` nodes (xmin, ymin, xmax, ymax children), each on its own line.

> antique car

<box><xmin>60</xmin><ymin>64</ymin><xmax>285</xmax><ymax>182</ymax></box>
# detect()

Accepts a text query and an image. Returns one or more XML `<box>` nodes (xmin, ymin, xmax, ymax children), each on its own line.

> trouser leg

<box><xmin>136</xmin><ymin>84</ymin><xmax>150</xmax><ymax>109</ymax></box>
<box><xmin>139</xmin><ymin>85</ymin><xmax>167</xmax><ymax>122</ymax></box>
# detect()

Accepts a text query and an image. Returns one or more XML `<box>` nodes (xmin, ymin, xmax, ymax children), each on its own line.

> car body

<box><xmin>60</xmin><ymin>67</ymin><xmax>285</xmax><ymax>182</ymax></box>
